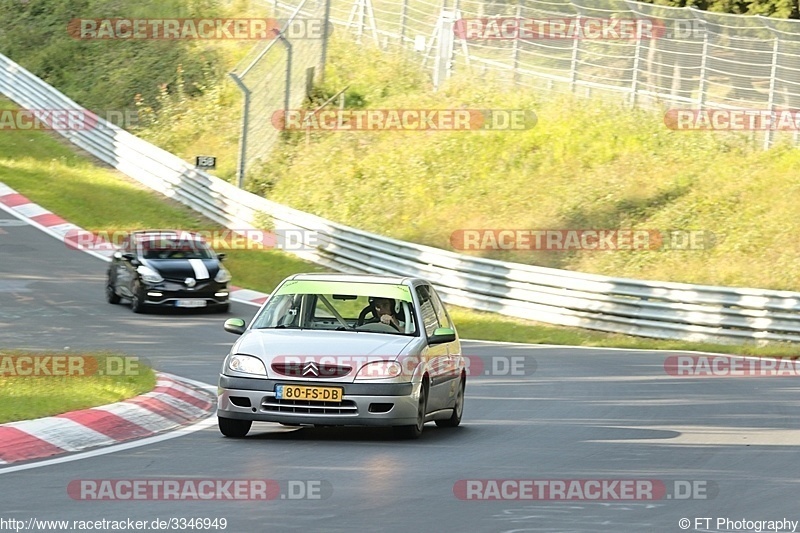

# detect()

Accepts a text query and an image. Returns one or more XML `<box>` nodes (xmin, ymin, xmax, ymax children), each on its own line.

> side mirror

<box><xmin>217</xmin><ymin>253</ymin><xmax>226</xmax><ymax>262</ymax></box>
<box><xmin>224</xmin><ymin>318</ymin><xmax>246</xmax><ymax>335</ymax></box>
<box><xmin>428</xmin><ymin>327</ymin><xmax>456</xmax><ymax>345</ymax></box>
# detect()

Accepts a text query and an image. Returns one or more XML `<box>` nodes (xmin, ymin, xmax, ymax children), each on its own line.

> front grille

<box><xmin>261</xmin><ymin>397</ymin><xmax>358</xmax><ymax>415</ymax></box>
<box><xmin>271</xmin><ymin>362</ymin><xmax>353</xmax><ymax>378</ymax></box>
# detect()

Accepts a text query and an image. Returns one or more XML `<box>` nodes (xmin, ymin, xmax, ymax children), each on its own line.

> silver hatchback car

<box><xmin>217</xmin><ymin>273</ymin><xmax>465</xmax><ymax>439</ymax></box>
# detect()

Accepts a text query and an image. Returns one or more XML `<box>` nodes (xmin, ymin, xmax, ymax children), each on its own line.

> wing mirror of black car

<box><xmin>224</xmin><ymin>318</ymin><xmax>246</xmax><ymax>335</ymax></box>
<box><xmin>117</xmin><ymin>252</ymin><xmax>138</xmax><ymax>265</ymax></box>
<box><xmin>428</xmin><ymin>327</ymin><xmax>456</xmax><ymax>345</ymax></box>
<box><xmin>217</xmin><ymin>253</ymin><xmax>226</xmax><ymax>262</ymax></box>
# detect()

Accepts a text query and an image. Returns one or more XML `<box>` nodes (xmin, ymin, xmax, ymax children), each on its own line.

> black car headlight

<box><xmin>215</xmin><ymin>266</ymin><xmax>232</xmax><ymax>283</ymax></box>
<box><xmin>137</xmin><ymin>265</ymin><xmax>164</xmax><ymax>284</ymax></box>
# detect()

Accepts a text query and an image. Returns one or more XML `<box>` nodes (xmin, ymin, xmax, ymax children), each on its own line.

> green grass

<box><xmin>0</xmin><ymin>352</ymin><xmax>156</xmax><ymax>424</ymax></box>
<box><xmin>128</xmin><ymin>36</ymin><xmax>800</xmax><ymax>294</ymax></box>
<box><xmin>2</xmin><ymin>100</ymin><xmax>799</xmax><ymax>359</ymax></box>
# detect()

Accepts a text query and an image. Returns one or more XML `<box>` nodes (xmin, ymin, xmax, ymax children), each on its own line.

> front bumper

<box><xmin>217</xmin><ymin>375</ymin><xmax>419</xmax><ymax>426</ymax></box>
<box><xmin>142</xmin><ymin>283</ymin><xmax>228</xmax><ymax>307</ymax></box>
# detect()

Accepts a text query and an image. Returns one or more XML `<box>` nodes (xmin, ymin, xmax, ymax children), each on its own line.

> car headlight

<box><xmin>355</xmin><ymin>361</ymin><xmax>403</xmax><ymax>380</ymax></box>
<box><xmin>137</xmin><ymin>265</ymin><xmax>163</xmax><ymax>284</ymax></box>
<box><xmin>228</xmin><ymin>354</ymin><xmax>267</xmax><ymax>376</ymax></box>
<box><xmin>215</xmin><ymin>266</ymin><xmax>231</xmax><ymax>283</ymax></box>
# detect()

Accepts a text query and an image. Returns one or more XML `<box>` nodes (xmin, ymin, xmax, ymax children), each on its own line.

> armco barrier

<box><xmin>2</xmin><ymin>52</ymin><xmax>800</xmax><ymax>345</ymax></box>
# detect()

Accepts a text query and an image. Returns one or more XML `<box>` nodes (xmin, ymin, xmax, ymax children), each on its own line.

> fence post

<box><xmin>630</xmin><ymin>28</ymin><xmax>642</xmax><ymax>106</ymax></box>
<box><xmin>229</xmin><ymin>73</ymin><xmax>250</xmax><ymax>189</ymax></box>
<box><xmin>276</xmin><ymin>33</ymin><xmax>293</xmax><ymax>133</ymax></box>
<box><xmin>511</xmin><ymin>4</ymin><xmax>522</xmax><ymax>85</ymax></box>
<box><xmin>697</xmin><ymin>20</ymin><xmax>708</xmax><ymax>107</ymax></box>
<box><xmin>764</xmin><ymin>36</ymin><xmax>779</xmax><ymax>150</ymax></box>
<box><xmin>320</xmin><ymin>0</ymin><xmax>332</xmax><ymax>84</ymax></box>
<box><xmin>570</xmin><ymin>15</ymin><xmax>581</xmax><ymax>93</ymax></box>
<box><xmin>433</xmin><ymin>10</ymin><xmax>456</xmax><ymax>91</ymax></box>
<box><xmin>399</xmin><ymin>0</ymin><xmax>408</xmax><ymax>45</ymax></box>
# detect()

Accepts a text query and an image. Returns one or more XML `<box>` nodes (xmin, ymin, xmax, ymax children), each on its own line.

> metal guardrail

<box><xmin>3</xmin><ymin>52</ymin><xmax>800</xmax><ymax>345</ymax></box>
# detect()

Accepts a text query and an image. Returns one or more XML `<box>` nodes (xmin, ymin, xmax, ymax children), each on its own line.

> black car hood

<box><xmin>142</xmin><ymin>258</ymin><xmax>220</xmax><ymax>281</ymax></box>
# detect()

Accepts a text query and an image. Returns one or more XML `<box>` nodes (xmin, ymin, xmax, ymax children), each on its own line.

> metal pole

<box><xmin>358</xmin><ymin>0</ymin><xmax>365</xmax><ymax>44</ymax></box>
<box><xmin>570</xmin><ymin>15</ymin><xmax>581</xmax><ymax>93</ymax></box>
<box><xmin>764</xmin><ymin>36</ymin><xmax>779</xmax><ymax>150</ymax></box>
<box><xmin>511</xmin><ymin>4</ymin><xmax>521</xmax><ymax>86</ymax></box>
<box><xmin>320</xmin><ymin>0</ymin><xmax>332</xmax><ymax>84</ymax></box>
<box><xmin>276</xmin><ymin>32</ymin><xmax>293</xmax><ymax>130</ymax></box>
<box><xmin>630</xmin><ymin>29</ymin><xmax>642</xmax><ymax>106</ymax></box>
<box><xmin>697</xmin><ymin>21</ymin><xmax>708</xmax><ymax>107</ymax></box>
<box><xmin>229</xmin><ymin>73</ymin><xmax>251</xmax><ymax>189</ymax></box>
<box><xmin>399</xmin><ymin>0</ymin><xmax>408</xmax><ymax>45</ymax></box>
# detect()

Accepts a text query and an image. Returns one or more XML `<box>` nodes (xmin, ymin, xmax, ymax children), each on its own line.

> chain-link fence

<box><xmin>232</xmin><ymin>0</ymin><xmax>800</xmax><ymax>178</ymax></box>
<box><xmin>322</xmin><ymin>0</ymin><xmax>800</xmax><ymax>148</ymax></box>
<box><xmin>230</xmin><ymin>0</ymin><xmax>330</xmax><ymax>186</ymax></box>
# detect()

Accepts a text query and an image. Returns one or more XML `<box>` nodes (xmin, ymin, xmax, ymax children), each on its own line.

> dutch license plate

<box><xmin>175</xmin><ymin>299</ymin><xmax>207</xmax><ymax>308</ymax></box>
<box><xmin>276</xmin><ymin>384</ymin><xmax>343</xmax><ymax>402</ymax></box>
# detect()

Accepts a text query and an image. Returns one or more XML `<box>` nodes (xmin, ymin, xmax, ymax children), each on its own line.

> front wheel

<box><xmin>394</xmin><ymin>381</ymin><xmax>428</xmax><ymax>439</ymax></box>
<box><xmin>106</xmin><ymin>277</ymin><xmax>121</xmax><ymax>304</ymax></box>
<box><xmin>436</xmin><ymin>376</ymin><xmax>465</xmax><ymax>428</ymax></box>
<box><xmin>218</xmin><ymin>417</ymin><xmax>252</xmax><ymax>438</ymax></box>
<box><xmin>130</xmin><ymin>281</ymin><xmax>146</xmax><ymax>314</ymax></box>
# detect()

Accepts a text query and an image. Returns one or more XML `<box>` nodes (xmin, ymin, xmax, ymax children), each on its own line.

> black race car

<box><xmin>106</xmin><ymin>230</ymin><xmax>231</xmax><ymax>313</ymax></box>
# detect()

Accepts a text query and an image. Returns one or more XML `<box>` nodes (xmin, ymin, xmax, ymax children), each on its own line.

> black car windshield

<box><xmin>252</xmin><ymin>281</ymin><xmax>417</xmax><ymax>335</ymax></box>
<box><xmin>137</xmin><ymin>234</ymin><xmax>216</xmax><ymax>260</ymax></box>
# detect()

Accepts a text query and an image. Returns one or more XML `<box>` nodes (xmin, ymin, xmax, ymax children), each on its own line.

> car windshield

<box><xmin>251</xmin><ymin>280</ymin><xmax>417</xmax><ymax>335</ymax></box>
<box><xmin>137</xmin><ymin>234</ymin><xmax>216</xmax><ymax>260</ymax></box>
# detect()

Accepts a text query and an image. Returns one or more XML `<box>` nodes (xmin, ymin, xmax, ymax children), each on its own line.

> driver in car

<box><xmin>372</xmin><ymin>297</ymin><xmax>402</xmax><ymax>330</ymax></box>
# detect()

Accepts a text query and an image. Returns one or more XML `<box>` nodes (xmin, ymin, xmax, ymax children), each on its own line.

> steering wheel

<box><xmin>356</xmin><ymin>305</ymin><xmax>376</xmax><ymax>327</ymax></box>
<box><xmin>356</xmin><ymin>305</ymin><xmax>400</xmax><ymax>331</ymax></box>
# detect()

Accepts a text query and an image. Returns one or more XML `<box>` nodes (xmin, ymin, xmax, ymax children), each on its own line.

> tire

<box><xmin>130</xmin><ymin>282</ymin><xmax>146</xmax><ymax>314</ymax></box>
<box><xmin>214</xmin><ymin>303</ymin><xmax>230</xmax><ymax>314</ymax></box>
<box><xmin>218</xmin><ymin>417</ymin><xmax>252</xmax><ymax>438</ymax></box>
<box><xmin>106</xmin><ymin>278</ymin><xmax>121</xmax><ymax>304</ymax></box>
<box><xmin>394</xmin><ymin>380</ymin><xmax>428</xmax><ymax>439</ymax></box>
<box><xmin>436</xmin><ymin>375</ymin><xmax>465</xmax><ymax>428</ymax></box>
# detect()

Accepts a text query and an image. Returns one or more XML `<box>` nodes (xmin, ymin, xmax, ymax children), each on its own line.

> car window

<box><xmin>137</xmin><ymin>235</ymin><xmax>215</xmax><ymax>260</ymax></box>
<box><xmin>428</xmin><ymin>286</ymin><xmax>453</xmax><ymax>330</ymax></box>
<box><xmin>416</xmin><ymin>286</ymin><xmax>440</xmax><ymax>337</ymax></box>
<box><xmin>251</xmin><ymin>282</ymin><xmax>417</xmax><ymax>335</ymax></box>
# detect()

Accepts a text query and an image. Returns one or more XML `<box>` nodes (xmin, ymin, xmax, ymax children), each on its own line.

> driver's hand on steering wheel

<box><xmin>380</xmin><ymin>313</ymin><xmax>400</xmax><ymax>329</ymax></box>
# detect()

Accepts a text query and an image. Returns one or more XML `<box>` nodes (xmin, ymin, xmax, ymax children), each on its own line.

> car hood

<box><xmin>234</xmin><ymin>329</ymin><xmax>416</xmax><ymax>360</ymax></box>
<box><xmin>142</xmin><ymin>258</ymin><xmax>220</xmax><ymax>281</ymax></box>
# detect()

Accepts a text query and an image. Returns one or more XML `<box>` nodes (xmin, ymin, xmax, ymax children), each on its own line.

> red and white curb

<box><xmin>0</xmin><ymin>182</ymin><xmax>271</xmax><ymax>306</ymax></box>
<box><xmin>0</xmin><ymin>373</ymin><xmax>215</xmax><ymax>465</ymax></box>
<box><xmin>0</xmin><ymin>183</ymin><xmax>240</xmax><ymax>464</ymax></box>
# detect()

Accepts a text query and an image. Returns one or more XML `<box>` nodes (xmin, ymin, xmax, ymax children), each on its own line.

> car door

<box><xmin>428</xmin><ymin>285</ymin><xmax>462</xmax><ymax>408</ymax></box>
<box><xmin>115</xmin><ymin>236</ymin><xmax>136</xmax><ymax>298</ymax></box>
<box><xmin>416</xmin><ymin>284</ymin><xmax>452</xmax><ymax>412</ymax></box>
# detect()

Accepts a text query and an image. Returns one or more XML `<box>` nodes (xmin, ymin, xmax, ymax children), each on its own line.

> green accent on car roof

<box><xmin>277</xmin><ymin>280</ymin><xmax>412</xmax><ymax>301</ymax></box>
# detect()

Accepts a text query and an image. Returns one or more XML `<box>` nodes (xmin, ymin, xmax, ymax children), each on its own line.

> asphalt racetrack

<box><xmin>2</xmin><ymin>208</ymin><xmax>800</xmax><ymax>533</ymax></box>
